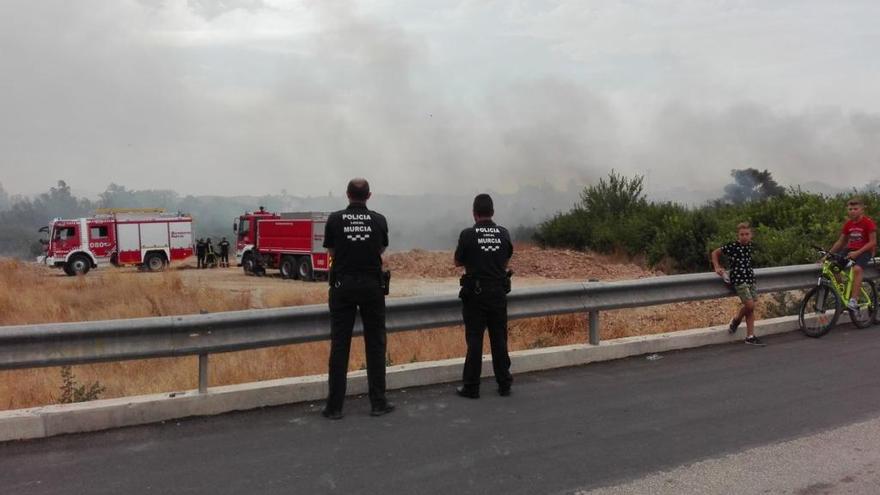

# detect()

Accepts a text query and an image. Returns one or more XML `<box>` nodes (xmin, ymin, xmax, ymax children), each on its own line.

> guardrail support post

<box><xmin>589</xmin><ymin>311</ymin><xmax>600</xmax><ymax>345</ymax></box>
<box><xmin>587</xmin><ymin>279</ymin><xmax>600</xmax><ymax>345</ymax></box>
<box><xmin>198</xmin><ymin>353</ymin><xmax>209</xmax><ymax>394</ymax></box>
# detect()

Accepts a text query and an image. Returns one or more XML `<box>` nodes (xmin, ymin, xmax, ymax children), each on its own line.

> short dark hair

<box><xmin>473</xmin><ymin>194</ymin><xmax>494</xmax><ymax>217</ymax></box>
<box><xmin>347</xmin><ymin>178</ymin><xmax>370</xmax><ymax>201</ymax></box>
<box><xmin>848</xmin><ymin>197</ymin><xmax>864</xmax><ymax>207</ymax></box>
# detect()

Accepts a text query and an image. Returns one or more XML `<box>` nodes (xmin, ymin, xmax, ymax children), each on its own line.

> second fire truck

<box><xmin>234</xmin><ymin>207</ymin><xmax>331</xmax><ymax>281</ymax></box>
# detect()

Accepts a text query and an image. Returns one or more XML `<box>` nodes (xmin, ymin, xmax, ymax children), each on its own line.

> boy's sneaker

<box><xmin>728</xmin><ymin>317</ymin><xmax>742</xmax><ymax>333</ymax></box>
<box><xmin>744</xmin><ymin>335</ymin><xmax>766</xmax><ymax>346</ymax></box>
<box><xmin>847</xmin><ymin>298</ymin><xmax>860</xmax><ymax>311</ymax></box>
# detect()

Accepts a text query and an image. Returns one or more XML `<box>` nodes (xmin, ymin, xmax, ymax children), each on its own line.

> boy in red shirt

<box><xmin>829</xmin><ymin>197</ymin><xmax>877</xmax><ymax>311</ymax></box>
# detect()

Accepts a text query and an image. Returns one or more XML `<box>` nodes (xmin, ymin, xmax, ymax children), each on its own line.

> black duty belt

<box><xmin>331</xmin><ymin>268</ymin><xmax>380</xmax><ymax>282</ymax></box>
<box><xmin>460</xmin><ymin>271</ymin><xmax>513</xmax><ymax>295</ymax></box>
<box><xmin>460</xmin><ymin>276</ymin><xmax>505</xmax><ymax>290</ymax></box>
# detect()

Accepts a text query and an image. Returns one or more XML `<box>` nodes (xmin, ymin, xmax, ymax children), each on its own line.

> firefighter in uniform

<box><xmin>196</xmin><ymin>238</ymin><xmax>207</xmax><ymax>269</ymax></box>
<box><xmin>321</xmin><ymin>178</ymin><xmax>394</xmax><ymax>419</ymax></box>
<box><xmin>218</xmin><ymin>237</ymin><xmax>230</xmax><ymax>268</ymax></box>
<box><xmin>205</xmin><ymin>238</ymin><xmax>216</xmax><ymax>268</ymax></box>
<box><xmin>454</xmin><ymin>194</ymin><xmax>514</xmax><ymax>398</ymax></box>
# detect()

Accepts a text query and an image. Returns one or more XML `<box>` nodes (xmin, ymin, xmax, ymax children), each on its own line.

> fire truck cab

<box><xmin>234</xmin><ymin>207</ymin><xmax>330</xmax><ymax>281</ymax></box>
<box><xmin>42</xmin><ymin>209</ymin><xmax>194</xmax><ymax>276</ymax></box>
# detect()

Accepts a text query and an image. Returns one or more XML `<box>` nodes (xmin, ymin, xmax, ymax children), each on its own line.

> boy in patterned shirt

<box><xmin>828</xmin><ymin>197</ymin><xmax>877</xmax><ymax>311</ymax></box>
<box><xmin>711</xmin><ymin>222</ymin><xmax>764</xmax><ymax>346</ymax></box>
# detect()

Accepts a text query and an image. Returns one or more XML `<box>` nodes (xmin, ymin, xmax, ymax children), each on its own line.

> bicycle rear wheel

<box><xmin>799</xmin><ymin>284</ymin><xmax>841</xmax><ymax>338</ymax></box>
<box><xmin>849</xmin><ymin>280</ymin><xmax>877</xmax><ymax>328</ymax></box>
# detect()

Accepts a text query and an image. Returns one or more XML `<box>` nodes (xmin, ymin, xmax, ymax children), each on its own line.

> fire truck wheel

<box><xmin>297</xmin><ymin>257</ymin><xmax>313</xmax><ymax>281</ymax></box>
<box><xmin>242</xmin><ymin>253</ymin><xmax>255</xmax><ymax>275</ymax></box>
<box><xmin>67</xmin><ymin>255</ymin><xmax>91</xmax><ymax>276</ymax></box>
<box><xmin>62</xmin><ymin>263</ymin><xmax>75</xmax><ymax>276</ymax></box>
<box><xmin>144</xmin><ymin>252</ymin><xmax>167</xmax><ymax>272</ymax></box>
<box><xmin>280</xmin><ymin>257</ymin><xmax>295</xmax><ymax>280</ymax></box>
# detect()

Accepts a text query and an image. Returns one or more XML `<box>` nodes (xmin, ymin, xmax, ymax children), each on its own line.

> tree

<box><xmin>0</xmin><ymin>181</ymin><xmax>8</xmax><ymax>211</ymax></box>
<box><xmin>99</xmin><ymin>183</ymin><xmax>135</xmax><ymax>208</ymax></box>
<box><xmin>579</xmin><ymin>170</ymin><xmax>646</xmax><ymax>220</ymax></box>
<box><xmin>38</xmin><ymin>180</ymin><xmax>91</xmax><ymax>219</ymax></box>
<box><xmin>723</xmin><ymin>168</ymin><xmax>786</xmax><ymax>204</ymax></box>
<box><xmin>98</xmin><ymin>183</ymin><xmax>179</xmax><ymax>210</ymax></box>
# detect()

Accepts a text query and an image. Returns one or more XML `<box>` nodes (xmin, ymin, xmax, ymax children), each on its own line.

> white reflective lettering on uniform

<box><xmin>342</xmin><ymin>214</ymin><xmax>372</xmax><ymax>221</ymax></box>
<box><xmin>477</xmin><ymin>237</ymin><xmax>502</xmax><ymax>244</ymax></box>
<box><xmin>475</xmin><ymin>227</ymin><xmax>500</xmax><ymax>234</ymax></box>
<box><xmin>343</xmin><ymin>225</ymin><xmax>373</xmax><ymax>233</ymax></box>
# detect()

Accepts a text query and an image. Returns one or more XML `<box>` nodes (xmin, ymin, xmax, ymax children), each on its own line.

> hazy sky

<box><xmin>2</xmin><ymin>0</ymin><xmax>879</xmax><ymax>198</ymax></box>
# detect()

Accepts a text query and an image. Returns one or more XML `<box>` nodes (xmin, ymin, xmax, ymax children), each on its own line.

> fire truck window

<box><xmin>90</xmin><ymin>226</ymin><xmax>109</xmax><ymax>238</ymax></box>
<box><xmin>54</xmin><ymin>227</ymin><xmax>76</xmax><ymax>240</ymax></box>
<box><xmin>239</xmin><ymin>219</ymin><xmax>249</xmax><ymax>235</ymax></box>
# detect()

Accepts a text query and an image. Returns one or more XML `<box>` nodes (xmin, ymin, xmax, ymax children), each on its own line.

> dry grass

<box><xmin>0</xmin><ymin>259</ymin><xmax>253</xmax><ymax>325</ymax></box>
<box><xmin>0</xmin><ymin>256</ymin><xmax>770</xmax><ymax>410</ymax></box>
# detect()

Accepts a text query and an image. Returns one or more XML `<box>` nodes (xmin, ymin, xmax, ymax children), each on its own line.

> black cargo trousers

<box><xmin>461</xmin><ymin>287</ymin><xmax>513</xmax><ymax>391</ymax></box>
<box><xmin>326</xmin><ymin>272</ymin><xmax>388</xmax><ymax>412</ymax></box>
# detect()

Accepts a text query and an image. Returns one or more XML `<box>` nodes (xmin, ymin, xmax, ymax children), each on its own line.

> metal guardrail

<box><xmin>2</xmin><ymin>264</ymin><xmax>876</xmax><ymax>393</ymax></box>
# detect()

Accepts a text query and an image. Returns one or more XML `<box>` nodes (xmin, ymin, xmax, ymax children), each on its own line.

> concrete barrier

<box><xmin>0</xmin><ymin>315</ymin><xmax>803</xmax><ymax>442</ymax></box>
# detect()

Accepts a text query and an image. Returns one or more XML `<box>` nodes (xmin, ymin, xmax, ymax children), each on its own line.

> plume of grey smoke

<box><xmin>637</xmin><ymin>102</ymin><xmax>880</xmax><ymax>199</ymax></box>
<box><xmin>2</xmin><ymin>0</ymin><xmax>880</xmax><ymax>203</ymax></box>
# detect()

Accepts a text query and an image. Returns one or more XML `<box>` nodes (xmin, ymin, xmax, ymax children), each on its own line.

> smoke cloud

<box><xmin>1</xmin><ymin>1</ymin><xmax>879</xmax><ymax>200</ymax></box>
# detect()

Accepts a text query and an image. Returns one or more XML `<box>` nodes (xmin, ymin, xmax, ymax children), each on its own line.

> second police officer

<box><xmin>454</xmin><ymin>193</ymin><xmax>514</xmax><ymax>398</ymax></box>
<box><xmin>321</xmin><ymin>178</ymin><xmax>394</xmax><ymax>420</ymax></box>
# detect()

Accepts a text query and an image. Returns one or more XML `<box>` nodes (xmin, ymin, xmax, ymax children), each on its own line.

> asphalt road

<box><xmin>3</xmin><ymin>326</ymin><xmax>880</xmax><ymax>495</ymax></box>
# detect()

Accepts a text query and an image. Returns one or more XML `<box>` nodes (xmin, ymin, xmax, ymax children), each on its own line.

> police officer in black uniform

<box><xmin>321</xmin><ymin>178</ymin><xmax>394</xmax><ymax>419</ymax></box>
<box><xmin>454</xmin><ymin>193</ymin><xmax>514</xmax><ymax>398</ymax></box>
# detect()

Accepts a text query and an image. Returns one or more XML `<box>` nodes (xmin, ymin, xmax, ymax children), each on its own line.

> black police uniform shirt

<box><xmin>323</xmin><ymin>203</ymin><xmax>388</xmax><ymax>274</ymax></box>
<box><xmin>720</xmin><ymin>241</ymin><xmax>756</xmax><ymax>286</ymax></box>
<box><xmin>454</xmin><ymin>220</ymin><xmax>513</xmax><ymax>280</ymax></box>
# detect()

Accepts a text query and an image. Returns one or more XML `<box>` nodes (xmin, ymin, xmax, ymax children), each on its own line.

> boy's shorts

<box><xmin>735</xmin><ymin>283</ymin><xmax>758</xmax><ymax>302</ymax></box>
<box><xmin>846</xmin><ymin>250</ymin><xmax>872</xmax><ymax>269</ymax></box>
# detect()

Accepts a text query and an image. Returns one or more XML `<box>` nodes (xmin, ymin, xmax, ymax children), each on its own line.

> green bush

<box><xmin>536</xmin><ymin>172</ymin><xmax>878</xmax><ymax>273</ymax></box>
<box><xmin>648</xmin><ymin>210</ymin><xmax>719</xmax><ymax>272</ymax></box>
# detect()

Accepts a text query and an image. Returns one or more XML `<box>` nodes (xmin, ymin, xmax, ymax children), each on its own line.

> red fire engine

<box><xmin>41</xmin><ymin>209</ymin><xmax>194</xmax><ymax>276</ymax></box>
<box><xmin>234</xmin><ymin>207</ymin><xmax>330</xmax><ymax>281</ymax></box>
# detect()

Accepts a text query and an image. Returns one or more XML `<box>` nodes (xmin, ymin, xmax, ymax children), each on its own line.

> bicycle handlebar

<box><xmin>813</xmin><ymin>246</ymin><xmax>854</xmax><ymax>268</ymax></box>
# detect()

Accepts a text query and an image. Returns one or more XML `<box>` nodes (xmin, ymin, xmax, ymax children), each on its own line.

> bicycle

<box><xmin>798</xmin><ymin>247</ymin><xmax>877</xmax><ymax>337</ymax></box>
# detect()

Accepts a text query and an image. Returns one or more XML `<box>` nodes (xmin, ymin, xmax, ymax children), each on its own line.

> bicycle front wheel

<box><xmin>799</xmin><ymin>284</ymin><xmax>841</xmax><ymax>338</ymax></box>
<box><xmin>849</xmin><ymin>280</ymin><xmax>877</xmax><ymax>329</ymax></box>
